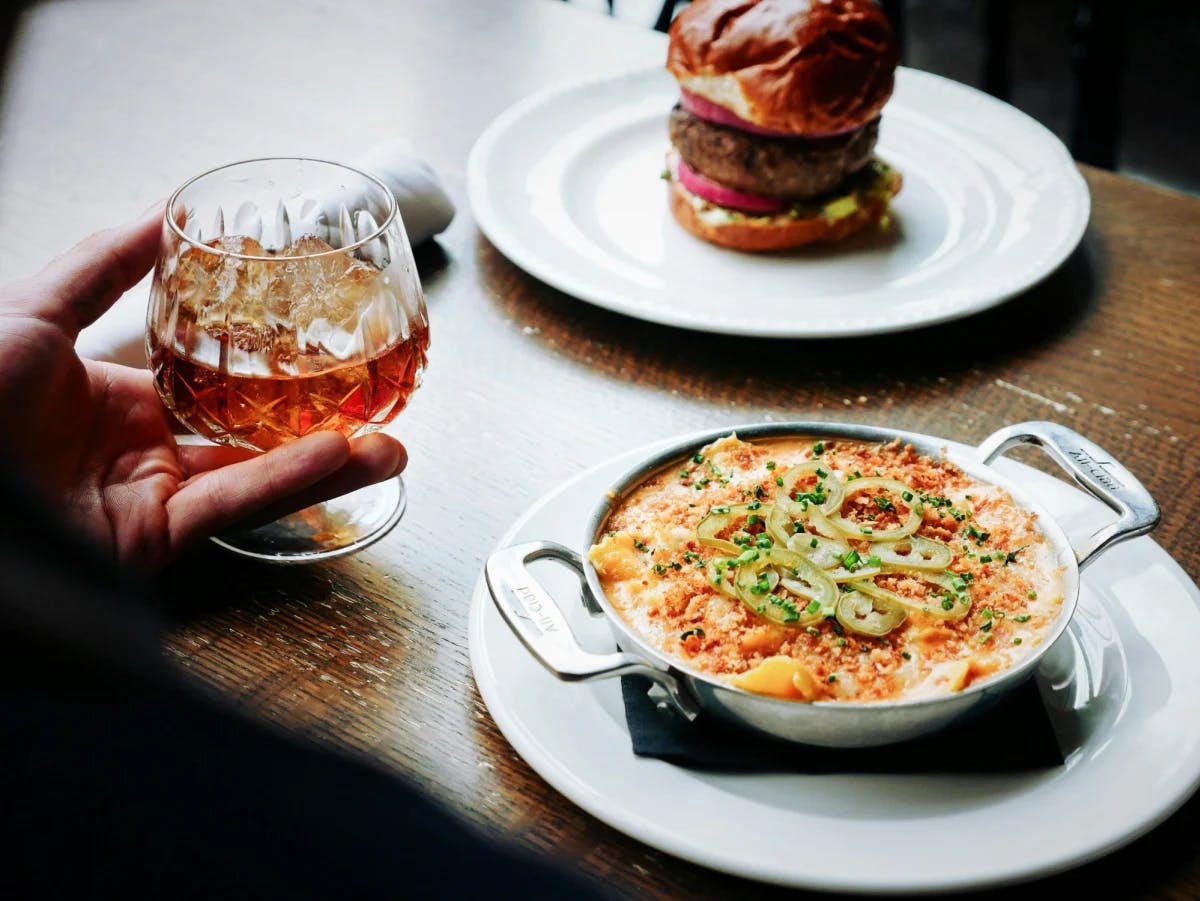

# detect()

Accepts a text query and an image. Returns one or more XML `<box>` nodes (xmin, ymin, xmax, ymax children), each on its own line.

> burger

<box><xmin>664</xmin><ymin>0</ymin><xmax>902</xmax><ymax>252</ymax></box>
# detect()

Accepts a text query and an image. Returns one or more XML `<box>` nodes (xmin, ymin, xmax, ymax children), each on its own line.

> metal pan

<box><xmin>485</xmin><ymin>421</ymin><xmax>1158</xmax><ymax>748</ymax></box>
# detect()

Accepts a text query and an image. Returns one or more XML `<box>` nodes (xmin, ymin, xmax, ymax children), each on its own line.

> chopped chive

<box><xmin>813</xmin><ymin>441</ymin><xmax>825</xmax><ymax>455</ymax></box>
<box><xmin>810</xmin><ymin>537</ymin><xmax>819</xmax><ymax>549</ymax></box>
<box><xmin>1004</xmin><ymin>545</ymin><xmax>1028</xmax><ymax>565</ymax></box>
<box><xmin>867</xmin><ymin>554</ymin><xmax>881</xmax><ymax>568</ymax></box>
<box><xmin>815</xmin><ymin>467</ymin><xmax>828</xmax><ymax>478</ymax></box>
<box><xmin>941</xmin><ymin>598</ymin><xmax>955</xmax><ymax>611</ymax></box>
<box><xmin>1013</xmin><ymin>637</ymin><xmax>1023</xmax><ymax>645</ymax></box>
<box><xmin>1014</xmin><ymin>614</ymin><xmax>1031</xmax><ymax>623</ymax></box>
<box><xmin>680</xmin><ymin>627</ymin><xmax>705</xmax><ymax>640</ymax></box>
<box><xmin>805</xmin><ymin>599</ymin><xmax>822</xmax><ymax>615</ymax></box>
<box><xmin>767</xmin><ymin>595</ymin><xmax>801</xmax><ymax>622</ymax></box>
<box><xmin>901</xmin><ymin>651</ymin><xmax>912</xmax><ymax>660</ymax></box>
<box><xmin>692</xmin><ymin>453</ymin><xmax>704</xmax><ymax>463</ymax></box>
<box><xmin>775</xmin><ymin>476</ymin><xmax>784</xmax><ymax>487</ymax></box>
<box><xmin>765</xmin><ymin>461</ymin><xmax>777</xmax><ymax>470</ymax></box>
<box><xmin>1027</xmin><ymin>590</ymin><xmax>1038</xmax><ymax>600</ymax></box>
<box><xmin>827</xmin><ymin>673</ymin><xmax>838</xmax><ymax>683</ymax></box>
<box><xmin>966</xmin><ymin>525</ymin><xmax>991</xmax><ymax>546</ymax></box>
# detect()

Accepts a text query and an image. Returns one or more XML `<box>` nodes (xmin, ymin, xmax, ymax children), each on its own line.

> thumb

<box><xmin>19</xmin><ymin>203</ymin><xmax>164</xmax><ymax>339</ymax></box>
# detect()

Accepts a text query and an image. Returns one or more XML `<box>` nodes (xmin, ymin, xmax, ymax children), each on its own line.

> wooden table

<box><xmin>2</xmin><ymin>1</ymin><xmax>1197</xmax><ymax>897</ymax></box>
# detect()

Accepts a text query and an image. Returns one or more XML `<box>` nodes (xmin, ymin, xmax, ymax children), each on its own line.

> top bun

<box><xmin>667</xmin><ymin>0</ymin><xmax>898</xmax><ymax>136</ymax></box>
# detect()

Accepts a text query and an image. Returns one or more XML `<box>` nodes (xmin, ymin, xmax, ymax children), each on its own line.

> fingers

<box><xmin>176</xmin><ymin>442</ymin><xmax>260</xmax><ymax>477</ymax></box>
<box><xmin>166</xmin><ymin>432</ymin><xmax>407</xmax><ymax>553</ymax></box>
<box><xmin>20</xmin><ymin>203</ymin><xmax>164</xmax><ymax>338</ymax></box>
<box><xmin>227</xmin><ymin>433</ymin><xmax>407</xmax><ymax>531</ymax></box>
<box><xmin>165</xmin><ymin>431</ymin><xmax>350</xmax><ymax>552</ymax></box>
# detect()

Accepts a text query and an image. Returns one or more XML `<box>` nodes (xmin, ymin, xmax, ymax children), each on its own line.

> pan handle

<box><xmin>977</xmin><ymin>421</ymin><xmax>1160</xmax><ymax>570</ymax></box>
<box><xmin>484</xmin><ymin>540</ymin><xmax>700</xmax><ymax>720</ymax></box>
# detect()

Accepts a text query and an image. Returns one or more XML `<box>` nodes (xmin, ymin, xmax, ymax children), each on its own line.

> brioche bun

<box><xmin>667</xmin><ymin>0</ymin><xmax>898</xmax><ymax>136</ymax></box>
<box><xmin>667</xmin><ymin>154</ymin><xmax>902</xmax><ymax>252</ymax></box>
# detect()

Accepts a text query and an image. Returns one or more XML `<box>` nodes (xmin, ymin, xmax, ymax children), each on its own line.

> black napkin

<box><xmin>622</xmin><ymin>675</ymin><xmax>1064</xmax><ymax>773</ymax></box>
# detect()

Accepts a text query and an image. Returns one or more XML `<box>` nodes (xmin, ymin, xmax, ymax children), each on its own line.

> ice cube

<box><xmin>321</xmin><ymin>257</ymin><xmax>380</xmax><ymax>328</ymax></box>
<box><xmin>173</xmin><ymin>236</ymin><xmax>269</xmax><ymax>320</ymax></box>
<box><xmin>171</xmin><ymin>243</ymin><xmax>218</xmax><ymax>314</ymax></box>
<box><xmin>169</xmin><ymin>235</ymin><xmax>280</xmax><ymax>362</ymax></box>
<box><xmin>212</xmin><ymin>236</ymin><xmax>268</xmax><ymax>311</ymax></box>
<box><xmin>276</xmin><ymin>238</ymin><xmax>384</xmax><ymax>336</ymax></box>
<box><xmin>227</xmin><ymin>320</ymin><xmax>276</xmax><ymax>353</ymax></box>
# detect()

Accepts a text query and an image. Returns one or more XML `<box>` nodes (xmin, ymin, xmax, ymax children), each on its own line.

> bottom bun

<box><xmin>667</xmin><ymin>159</ymin><xmax>902</xmax><ymax>253</ymax></box>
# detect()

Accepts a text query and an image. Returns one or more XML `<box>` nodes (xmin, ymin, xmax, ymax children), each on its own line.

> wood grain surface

<box><xmin>2</xmin><ymin>1</ymin><xmax>1197</xmax><ymax>898</ymax></box>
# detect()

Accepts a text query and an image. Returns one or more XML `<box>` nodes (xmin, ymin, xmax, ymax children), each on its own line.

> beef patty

<box><xmin>668</xmin><ymin>106</ymin><xmax>880</xmax><ymax>200</ymax></box>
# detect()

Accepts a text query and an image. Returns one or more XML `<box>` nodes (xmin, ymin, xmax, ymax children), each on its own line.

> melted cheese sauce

<box><xmin>588</xmin><ymin>435</ymin><xmax>1065</xmax><ymax>703</ymax></box>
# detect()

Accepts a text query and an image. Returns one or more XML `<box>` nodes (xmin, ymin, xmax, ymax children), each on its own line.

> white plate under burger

<box><xmin>467</xmin><ymin>65</ymin><xmax>1090</xmax><ymax>338</ymax></box>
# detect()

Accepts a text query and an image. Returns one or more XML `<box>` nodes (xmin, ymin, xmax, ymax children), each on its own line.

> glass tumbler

<box><xmin>146</xmin><ymin>157</ymin><xmax>429</xmax><ymax>562</ymax></box>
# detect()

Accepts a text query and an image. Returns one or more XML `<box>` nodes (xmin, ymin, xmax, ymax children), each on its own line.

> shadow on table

<box><xmin>154</xmin><ymin>541</ymin><xmax>336</xmax><ymax>624</ymax></box>
<box><xmin>475</xmin><ymin>231</ymin><xmax>1098</xmax><ymax>392</ymax></box>
<box><xmin>413</xmin><ymin>239</ymin><xmax>452</xmax><ymax>294</ymax></box>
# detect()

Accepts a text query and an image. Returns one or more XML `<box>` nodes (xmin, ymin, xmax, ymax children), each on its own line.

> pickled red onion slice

<box><xmin>675</xmin><ymin>159</ymin><xmax>787</xmax><ymax>214</ymax></box>
<box><xmin>679</xmin><ymin>89</ymin><xmax>857</xmax><ymax>139</ymax></box>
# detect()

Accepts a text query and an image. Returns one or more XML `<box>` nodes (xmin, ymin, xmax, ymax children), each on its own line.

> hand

<box><xmin>0</xmin><ymin>205</ymin><xmax>407</xmax><ymax>567</ymax></box>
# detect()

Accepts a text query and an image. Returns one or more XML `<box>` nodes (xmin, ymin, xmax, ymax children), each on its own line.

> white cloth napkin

<box><xmin>357</xmin><ymin>138</ymin><xmax>455</xmax><ymax>246</ymax></box>
<box><xmin>76</xmin><ymin>140</ymin><xmax>454</xmax><ymax>366</ymax></box>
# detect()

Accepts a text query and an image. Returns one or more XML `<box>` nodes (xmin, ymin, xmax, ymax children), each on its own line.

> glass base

<box><xmin>210</xmin><ymin>476</ymin><xmax>406</xmax><ymax>563</ymax></box>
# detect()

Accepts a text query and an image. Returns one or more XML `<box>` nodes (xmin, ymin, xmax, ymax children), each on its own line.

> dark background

<box><xmin>580</xmin><ymin>0</ymin><xmax>1200</xmax><ymax>196</ymax></box>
